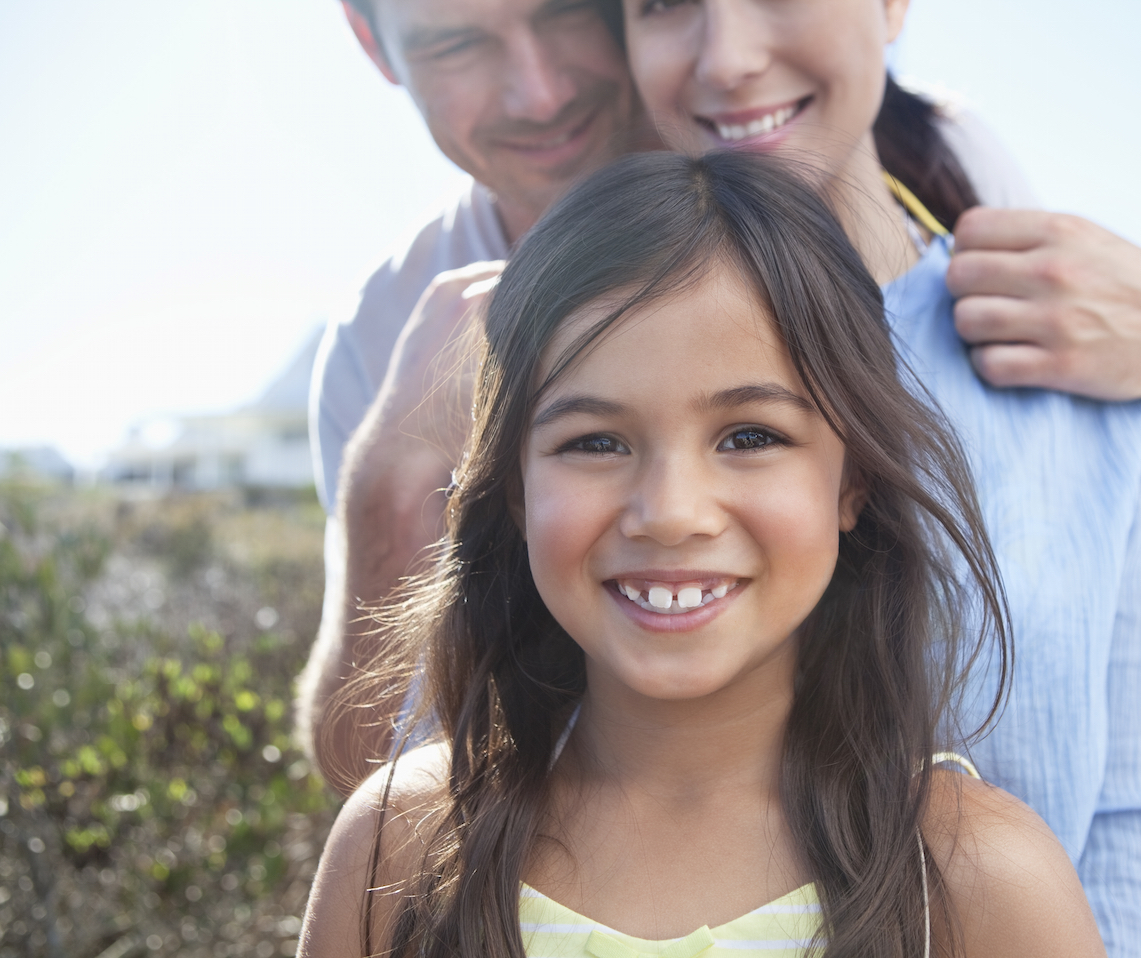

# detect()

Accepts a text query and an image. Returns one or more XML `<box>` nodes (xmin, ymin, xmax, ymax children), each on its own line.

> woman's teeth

<box><xmin>618</xmin><ymin>580</ymin><xmax>738</xmax><ymax>615</ymax></box>
<box><xmin>716</xmin><ymin>105</ymin><xmax>798</xmax><ymax>142</ymax></box>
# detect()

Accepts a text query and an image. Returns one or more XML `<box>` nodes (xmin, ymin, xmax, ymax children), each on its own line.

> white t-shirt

<box><xmin>310</xmin><ymin>181</ymin><xmax>509</xmax><ymax>513</ymax></box>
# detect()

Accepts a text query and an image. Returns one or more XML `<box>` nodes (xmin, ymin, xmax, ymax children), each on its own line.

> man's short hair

<box><xmin>342</xmin><ymin>0</ymin><xmax>381</xmax><ymax>44</ymax></box>
<box><xmin>342</xmin><ymin>0</ymin><xmax>373</xmax><ymax>22</ymax></box>
<box><xmin>342</xmin><ymin>0</ymin><xmax>626</xmax><ymax>54</ymax></box>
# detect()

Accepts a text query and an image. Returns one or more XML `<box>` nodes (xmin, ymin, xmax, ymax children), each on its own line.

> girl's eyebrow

<box><xmin>532</xmin><ymin>384</ymin><xmax>812</xmax><ymax>429</ymax></box>
<box><xmin>532</xmin><ymin>396</ymin><xmax>627</xmax><ymax>428</ymax></box>
<box><xmin>700</xmin><ymin>383</ymin><xmax>816</xmax><ymax>414</ymax></box>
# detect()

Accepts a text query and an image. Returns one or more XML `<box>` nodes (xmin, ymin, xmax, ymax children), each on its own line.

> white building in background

<box><xmin>104</xmin><ymin>330</ymin><xmax>320</xmax><ymax>490</ymax></box>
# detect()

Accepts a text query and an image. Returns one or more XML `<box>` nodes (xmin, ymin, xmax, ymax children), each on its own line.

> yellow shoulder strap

<box><xmin>882</xmin><ymin>171</ymin><xmax>950</xmax><ymax>238</ymax></box>
<box><xmin>930</xmin><ymin>751</ymin><xmax>982</xmax><ymax>778</ymax></box>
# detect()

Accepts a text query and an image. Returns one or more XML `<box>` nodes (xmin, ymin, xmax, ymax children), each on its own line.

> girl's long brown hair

<box><xmin>358</xmin><ymin>151</ymin><xmax>1009</xmax><ymax>958</ymax></box>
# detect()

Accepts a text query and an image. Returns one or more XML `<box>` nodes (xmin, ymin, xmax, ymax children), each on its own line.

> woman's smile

<box><xmin>624</xmin><ymin>0</ymin><xmax>911</xmax><ymax>187</ymax></box>
<box><xmin>698</xmin><ymin>96</ymin><xmax>810</xmax><ymax>147</ymax></box>
<box><xmin>621</xmin><ymin>0</ymin><xmax>921</xmax><ymax>284</ymax></box>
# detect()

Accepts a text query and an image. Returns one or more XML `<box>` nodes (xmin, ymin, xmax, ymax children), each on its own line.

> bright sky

<box><xmin>1</xmin><ymin>1</ymin><xmax>1138</xmax><ymax>469</ymax></box>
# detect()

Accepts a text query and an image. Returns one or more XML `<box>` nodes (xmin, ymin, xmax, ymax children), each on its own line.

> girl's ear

<box><xmin>838</xmin><ymin>474</ymin><xmax>868</xmax><ymax>533</ymax></box>
<box><xmin>883</xmin><ymin>0</ymin><xmax>912</xmax><ymax>44</ymax></box>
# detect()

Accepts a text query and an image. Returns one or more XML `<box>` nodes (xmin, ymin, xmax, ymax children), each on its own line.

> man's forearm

<box><xmin>297</xmin><ymin>263</ymin><xmax>498</xmax><ymax>794</ymax></box>
<box><xmin>302</xmin><ymin>428</ymin><xmax>452</xmax><ymax>794</ymax></box>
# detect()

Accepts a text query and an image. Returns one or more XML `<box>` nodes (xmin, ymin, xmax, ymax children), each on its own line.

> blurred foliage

<box><xmin>0</xmin><ymin>478</ymin><xmax>338</xmax><ymax>957</ymax></box>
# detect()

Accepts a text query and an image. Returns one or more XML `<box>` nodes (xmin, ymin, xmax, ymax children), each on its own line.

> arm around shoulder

<box><xmin>299</xmin><ymin>264</ymin><xmax>503</xmax><ymax>794</ymax></box>
<box><xmin>925</xmin><ymin>773</ymin><xmax>1106</xmax><ymax>958</ymax></box>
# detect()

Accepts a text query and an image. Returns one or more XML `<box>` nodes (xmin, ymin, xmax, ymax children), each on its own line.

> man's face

<box><xmin>371</xmin><ymin>0</ymin><xmax>637</xmax><ymax>240</ymax></box>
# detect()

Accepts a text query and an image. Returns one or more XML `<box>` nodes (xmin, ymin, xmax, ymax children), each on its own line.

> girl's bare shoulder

<box><xmin>923</xmin><ymin>770</ymin><xmax>1105</xmax><ymax>958</ymax></box>
<box><xmin>298</xmin><ymin>742</ymin><xmax>451</xmax><ymax>958</ymax></box>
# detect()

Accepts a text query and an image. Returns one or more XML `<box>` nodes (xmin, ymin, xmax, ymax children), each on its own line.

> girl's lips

<box><xmin>613</xmin><ymin>576</ymin><xmax>740</xmax><ymax>613</ymax></box>
<box><xmin>606</xmin><ymin>577</ymin><xmax>745</xmax><ymax>628</ymax></box>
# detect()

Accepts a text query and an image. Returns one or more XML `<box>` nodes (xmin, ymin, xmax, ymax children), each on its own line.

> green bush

<box><xmin>0</xmin><ymin>478</ymin><xmax>338</xmax><ymax>957</ymax></box>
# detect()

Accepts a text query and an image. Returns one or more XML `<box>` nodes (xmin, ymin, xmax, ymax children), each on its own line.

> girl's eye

<box><xmin>718</xmin><ymin>427</ymin><xmax>782</xmax><ymax>452</ymax></box>
<box><xmin>563</xmin><ymin>435</ymin><xmax>627</xmax><ymax>455</ymax></box>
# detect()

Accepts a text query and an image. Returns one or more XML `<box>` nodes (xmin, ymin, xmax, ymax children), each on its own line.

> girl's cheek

<box><xmin>739</xmin><ymin>471</ymin><xmax>844</xmax><ymax>553</ymax></box>
<box><xmin>524</xmin><ymin>472</ymin><xmax>609</xmax><ymax>568</ymax></box>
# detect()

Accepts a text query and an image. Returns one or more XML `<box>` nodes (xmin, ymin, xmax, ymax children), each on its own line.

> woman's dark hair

<box><xmin>873</xmin><ymin>76</ymin><xmax>980</xmax><ymax>231</ymax></box>
<box><xmin>365</xmin><ymin>151</ymin><xmax>1008</xmax><ymax>958</ymax></box>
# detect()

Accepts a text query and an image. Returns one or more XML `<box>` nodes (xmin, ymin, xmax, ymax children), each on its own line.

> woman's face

<box><xmin>517</xmin><ymin>263</ymin><xmax>863</xmax><ymax>705</ymax></box>
<box><xmin>623</xmin><ymin>0</ymin><xmax>910</xmax><ymax>184</ymax></box>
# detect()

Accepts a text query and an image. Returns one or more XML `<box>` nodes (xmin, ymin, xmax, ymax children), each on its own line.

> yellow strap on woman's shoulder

<box><xmin>882</xmin><ymin>171</ymin><xmax>950</xmax><ymax>238</ymax></box>
<box><xmin>930</xmin><ymin>751</ymin><xmax>982</xmax><ymax>779</ymax></box>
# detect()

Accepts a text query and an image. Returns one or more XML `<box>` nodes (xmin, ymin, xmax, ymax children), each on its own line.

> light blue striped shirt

<box><xmin>885</xmin><ymin>237</ymin><xmax>1141</xmax><ymax>955</ymax></box>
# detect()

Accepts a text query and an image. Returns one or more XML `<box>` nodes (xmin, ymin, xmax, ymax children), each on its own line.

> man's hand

<box><xmin>339</xmin><ymin>259</ymin><xmax>504</xmax><ymax>618</ymax></box>
<box><xmin>947</xmin><ymin>209</ymin><xmax>1141</xmax><ymax>402</ymax></box>
<box><xmin>302</xmin><ymin>261</ymin><xmax>504</xmax><ymax>795</ymax></box>
<box><xmin>366</xmin><ymin>260</ymin><xmax>506</xmax><ymax>469</ymax></box>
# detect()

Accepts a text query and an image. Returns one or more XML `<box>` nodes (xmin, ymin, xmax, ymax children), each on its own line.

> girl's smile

<box><xmin>519</xmin><ymin>261</ymin><xmax>863</xmax><ymax>702</ymax></box>
<box><xmin>612</xmin><ymin>574</ymin><xmax>740</xmax><ymax>613</ymax></box>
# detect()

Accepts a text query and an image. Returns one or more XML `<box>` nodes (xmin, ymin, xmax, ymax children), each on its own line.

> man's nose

<box><xmin>619</xmin><ymin>453</ymin><xmax>726</xmax><ymax>547</ymax></box>
<box><xmin>501</xmin><ymin>32</ymin><xmax>578</xmax><ymax>123</ymax></box>
<box><xmin>694</xmin><ymin>0</ymin><xmax>773</xmax><ymax>92</ymax></box>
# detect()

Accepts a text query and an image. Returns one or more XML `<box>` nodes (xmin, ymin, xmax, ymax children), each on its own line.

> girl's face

<box><xmin>623</xmin><ymin>0</ymin><xmax>910</xmax><ymax>184</ymax></box>
<box><xmin>518</xmin><ymin>263</ymin><xmax>864</xmax><ymax>704</ymax></box>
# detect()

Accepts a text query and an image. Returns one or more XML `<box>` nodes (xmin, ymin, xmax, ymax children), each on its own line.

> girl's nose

<box><xmin>619</xmin><ymin>454</ymin><xmax>726</xmax><ymax>546</ymax></box>
<box><xmin>694</xmin><ymin>0</ymin><xmax>773</xmax><ymax>92</ymax></box>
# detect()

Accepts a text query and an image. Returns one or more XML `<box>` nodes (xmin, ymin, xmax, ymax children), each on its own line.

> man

<box><xmin>296</xmin><ymin>0</ymin><xmax>645</xmax><ymax>791</ymax></box>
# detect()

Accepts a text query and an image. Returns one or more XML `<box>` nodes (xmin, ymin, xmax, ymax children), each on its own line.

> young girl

<box><xmin>299</xmin><ymin>152</ymin><xmax>1104</xmax><ymax>958</ymax></box>
<box><xmin>618</xmin><ymin>1</ymin><xmax>1141</xmax><ymax>949</ymax></box>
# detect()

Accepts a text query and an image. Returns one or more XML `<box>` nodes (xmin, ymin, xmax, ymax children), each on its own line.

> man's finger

<box><xmin>946</xmin><ymin>248</ymin><xmax>1047</xmax><ymax>299</ymax></box>
<box><xmin>953</xmin><ymin>295</ymin><xmax>1054</xmax><ymax>348</ymax></box>
<box><xmin>462</xmin><ymin>274</ymin><xmax>500</xmax><ymax>300</ymax></box>
<box><xmin>428</xmin><ymin>262</ymin><xmax>506</xmax><ymax>302</ymax></box>
<box><xmin>967</xmin><ymin>342</ymin><xmax>1059</xmax><ymax>390</ymax></box>
<box><xmin>954</xmin><ymin>207</ymin><xmax>1061</xmax><ymax>253</ymax></box>
<box><xmin>435</xmin><ymin>259</ymin><xmax>507</xmax><ymax>287</ymax></box>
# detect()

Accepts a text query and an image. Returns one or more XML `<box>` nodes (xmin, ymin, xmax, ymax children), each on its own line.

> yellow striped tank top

<box><xmin>527</xmin><ymin>703</ymin><xmax>969</xmax><ymax>958</ymax></box>
<box><xmin>520</xmin><ymin>882</ymin><xmax>825</xmax><ymax>958</ymax></box>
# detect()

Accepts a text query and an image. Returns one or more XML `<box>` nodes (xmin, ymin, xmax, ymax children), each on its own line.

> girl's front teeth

<box><xmin>619</xmin><ymin>580</ymin><xmax>738</xmax><ymax>615</ymax></box>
